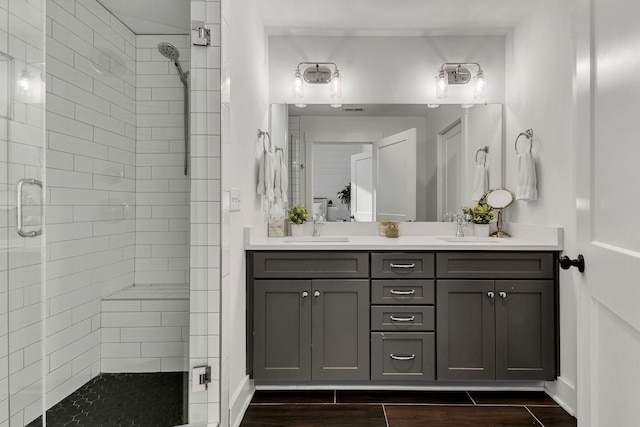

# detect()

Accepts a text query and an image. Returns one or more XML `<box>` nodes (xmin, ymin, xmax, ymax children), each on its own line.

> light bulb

<box><xmin>330</xmin><ymin>70</ymin><xmax>342</xmax><ymax>99</ymax></box>
<box><xmin>473</xmin><ymin>70</ymin><xmax>487</xmax><ymax>99</ymax></box>
<box><xmin>292</xmin><ymin>69</ymin><xmax>304</xmax><ymax>99</ymax></box>
<box><xmin>436</xmin><ymin>70</ymin><xmax>448</xmax><ymax>99</ymax></box>
<box><xmin>18</xmin><ymin>69</ymin><xmax>31</xmax><ymax>96</ymax></box>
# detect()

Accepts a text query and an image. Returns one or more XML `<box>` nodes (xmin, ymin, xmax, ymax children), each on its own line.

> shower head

<box><xmin>158</xmin><ymin>42</ymin><xmax>188</xmax><ymax>85</ymax></box>
<box><xmin>158</xmin><ymin>42</ymin><xmax>180</xmax><ymax>61</ymax></box>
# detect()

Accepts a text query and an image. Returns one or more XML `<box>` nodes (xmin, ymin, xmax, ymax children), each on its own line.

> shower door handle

<box><xmin>17</xmin><ymin>178</ymin><xmax>43</xmax><ymax>237</ymax></box>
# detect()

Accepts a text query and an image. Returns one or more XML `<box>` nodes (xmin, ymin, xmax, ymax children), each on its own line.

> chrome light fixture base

<box><xmin>302</xmin><ymin>65</ymin><xmax>333</xmax><ymax>84</ymax></box>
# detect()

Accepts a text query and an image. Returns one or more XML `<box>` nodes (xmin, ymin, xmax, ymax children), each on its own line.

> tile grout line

<box><xmin>525</xmin><ymin>406</ymin><xmax>546</xmax><ymax>427</ymax></box>
<box><xmin>466</xmin><ymin>391</ymin><xmax>477</xmax><ymax>405</ymax></box>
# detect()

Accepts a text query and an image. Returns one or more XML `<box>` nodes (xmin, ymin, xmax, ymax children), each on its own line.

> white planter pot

<box><xmin>473</xmin><ymin>223</ymin><xmax>490</xmax><ymax>237</ymax></box>
<box><xmin>290</xmin><ymin>223</ymin><xmax>305</xmax><ymax>237</ymax></box>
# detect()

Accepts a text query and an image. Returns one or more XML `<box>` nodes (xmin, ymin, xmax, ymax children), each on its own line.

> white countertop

<box><xmin>245</xmin><ymin>222</ymin><xmax>563</xmax><ymax>251</ymax></box>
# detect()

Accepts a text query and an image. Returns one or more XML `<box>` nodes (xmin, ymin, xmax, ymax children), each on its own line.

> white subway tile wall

<box><xmin>101</xmin><ymin>284</ymin><xmax>189</xmax><ymax>373</ymax></box>
<box><xmin>135</xmin><ymin>34</ymin><xmax>190</xmax><ymax>288</ymax></box>
<box><xmin>2</xmin><ymin>0</ymin><xmax>46</xmax><ymax>425</ymax></box>
<box><xmin>189</xmin><ymin>0</ymin><xmax>222</xmax><ymax>424</ymax></box>
<box><xmin>45</xmin><ymin>0</ymin><xmax>137</xmax><ymax>418</ymax></box>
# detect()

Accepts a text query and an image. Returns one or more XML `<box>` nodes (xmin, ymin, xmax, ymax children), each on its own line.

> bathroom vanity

<box><xmin>245</xmin><ymin>224</ymin><xmax>561</xmax><ymax>385</ymax></box>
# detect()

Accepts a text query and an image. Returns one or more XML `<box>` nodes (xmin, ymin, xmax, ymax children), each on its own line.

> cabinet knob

<box><xmin>487</xmin><ymin>291</ymin><xmax>495</xmax><ymax>298</ymax></box>
<box><xmin>314</xmin><ymin>291</ymin><xmax>321</xmax><ymax>297</ymax></box>
<box><xmin>499</xmin><ymin>291</ymin><xmax>507</xmax><ymax>298</ymax></box>
<box><xmin>301</xmin><ymin>291</ymin><xmax>309</xmax><ymax>298</ymax></box>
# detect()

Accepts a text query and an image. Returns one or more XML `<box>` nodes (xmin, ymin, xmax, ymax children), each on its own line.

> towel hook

<box><xmin>515</xmin><ymin>129</ymin><xmax>533</xmax><ymax>154</ymax></box>
<box><xmin>475</xmin><ymin>146</ymin><xmax>489</xmax><ymax>166</ymax></box>
<box><xmin>257</xmin><ymin>128</ymin><xmax>272</xmax><ymax>151</ymax></box>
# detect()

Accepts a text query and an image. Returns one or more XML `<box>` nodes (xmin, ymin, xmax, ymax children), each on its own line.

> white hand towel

<box><xmin>278</xmin><ymin>149</ymin><xmax>288</xmax><ymax>203</ymax></box>
<box><xmin>471</xmin><ymin>164</ymin><xmax>488</xmax><ymax>201</ymax></box>
<box><xmin>256</xmin><ymin>149</ymin><xmax>275</xmax><ymax>202</ymax></box>
<box><xmin>516</xmin><ymin>152</ymin><xmax>538</xmax><ymax>201</ymax></box>
<box><xmin>273</xmin><ymin>149</ymin><xmax>288</xmax><ymax>203</ymax></box>
<box><xmin>273</xmin><ymin>151</ymin><xmax>282</xmax><ymax>201</ymax></box>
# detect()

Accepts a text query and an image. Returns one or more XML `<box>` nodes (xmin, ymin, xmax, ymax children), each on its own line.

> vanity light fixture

<box><xmin>292</xmin><ymin>62</ymin><xmax>342</xmax><ymax>103</ymax></box>
<box><xmin>435</xmin><ymin>63</ymin><xmax>487</xmax><ymax>100</ymax></box>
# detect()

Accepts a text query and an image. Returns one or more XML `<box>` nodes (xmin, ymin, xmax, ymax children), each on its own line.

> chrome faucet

<box><xmin>313</xmin><ymin>213</ymin><xmax>325</xmax><ymax>237</ymax></box>
<box><xmin>455</xmin><ymin>213</ymin><xmax>469</xmax><ymax>237</ymax></box>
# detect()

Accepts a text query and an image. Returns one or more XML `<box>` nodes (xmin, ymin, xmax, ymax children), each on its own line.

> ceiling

<box><xmin>97</xmin><ymin>0</ymin><xmax>191</xmax><ymax>35</ymax></box>
<box><xmin>96</xmin><ymin>0</ymin><xmax>536</xmax><ymax>36</ymax></box>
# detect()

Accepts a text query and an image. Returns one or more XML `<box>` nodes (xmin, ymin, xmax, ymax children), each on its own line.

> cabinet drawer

<box><xmin>371</xmin><ymin>332</ymin><xmax>435</xmax><ymax>380</ymax></box>
<box><xmin>371</xmin><ymin>253</ymin><xmax>434</xmax><ymax>279</ymax></box>
<box><xmin>436</xmin><ymin>252</ymin><xmax>555</xmax><ymax>279</ymax></box>
<box><xmin>371</xmin><ymin>280</ymin><xmax>434</xmax><ymax>305</ymax></box>
<box><xmin>371</xmin><ymin>306</ymin><xmax>434</xmax><ymax>331</ymax></box>
<box><xmin>252</xmin><ymin>252</ymin><xmax>369</xmax><ymax>278</ymax></box>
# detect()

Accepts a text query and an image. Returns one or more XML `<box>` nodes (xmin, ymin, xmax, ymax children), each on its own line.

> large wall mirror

<box><xmin>272</xmin><ymin>103</ymin><xmax>503</xmax><ymax>222</ymax></box>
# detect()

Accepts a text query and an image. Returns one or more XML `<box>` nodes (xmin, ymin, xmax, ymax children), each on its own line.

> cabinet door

<box><xmin>311</xmin><ymin>280</ymin><xmax>370</xmax><ymax>380</ymax></box>
<box><xmin>437</xmin><ymin>280</ymin><xmax>495</xmax><ymax>380</ymax></box>
<box><xmin>253</xmin><ymin>280</ymin><xmax>311</xmax><ymax>380</ymax></box>
<box><xmin>495</xmin><ymin>280</ymin><xmax>556</xmax><ymax>380</ymax></box>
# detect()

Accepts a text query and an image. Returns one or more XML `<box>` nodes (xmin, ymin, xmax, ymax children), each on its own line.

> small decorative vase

<box><xmin>473</xmin><ymin>223</ymin><xmax>490</xmax><ymax>237</ymax></box>
<box><xmin>290</xmin><ymin>223</ymin><xmax>305</xmax><ymax>237</ymax></box>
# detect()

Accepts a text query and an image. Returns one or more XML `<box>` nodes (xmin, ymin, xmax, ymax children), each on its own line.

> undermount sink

<box><xmin>283</xmin><ymin>236</ymin><xmax>350</xmax><ymax>243</ymax></box>
<box><xmin>437</xmin><ymin>237</ymin><xmax>500</xmax><ymax>244</ymax></box>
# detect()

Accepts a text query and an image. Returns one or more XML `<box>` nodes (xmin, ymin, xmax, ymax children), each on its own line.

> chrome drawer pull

<box><xmin>389</xmin><ymin>263</ymin><xmax>415</xmax><ymax>269</ymax></box>
<box><xmin>390</xmin><ymin>354</ymin><xmax>416</xmax><ymax>361</ymax></box>
<box><xmin>390</xmin><ymin>289</ymin><xmax>416</xmax><ymax>296</ymax></box>
<box><xmin>389</xmin><ymin>315</ymin><xmax>415</xmax><ymax>322</ymax></box>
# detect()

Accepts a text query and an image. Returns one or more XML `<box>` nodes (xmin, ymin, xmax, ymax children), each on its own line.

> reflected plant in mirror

<box><xmin>275</xmin><ymin>103</ymin><xmax>503</xmax><ymax>222</ymax></box>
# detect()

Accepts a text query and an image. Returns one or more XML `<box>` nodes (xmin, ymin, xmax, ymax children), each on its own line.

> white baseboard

<box><xmin>229</xmin><ymin>375</ymin><xmax>254</xmax><ymax>427</ymax></box>
<box><xmin>545</xmin><ymin>376</ymin><xmax>577</xmax><ymax>416</ymax></box>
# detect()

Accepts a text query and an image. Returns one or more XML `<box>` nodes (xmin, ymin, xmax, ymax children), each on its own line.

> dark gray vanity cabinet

<box><xmin>250</xmin><ymin>252</ymin><xmax>370</xmax><ymax>381</ymax></box>
<box><xmin>436</xmin><ymin>252</ymin><xmax>557</xmax><ymax>381</ymax></box>
<box><xmin>370</xmin><ymin>252</ymin><xmax>436</xmax><ymax>380</ymax></box>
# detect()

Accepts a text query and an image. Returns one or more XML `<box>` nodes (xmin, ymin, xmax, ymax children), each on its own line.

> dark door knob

<box><xmin>559</xmin><ymin>254</ymin><xmax>585</xmax><ymax>273</ymax></box>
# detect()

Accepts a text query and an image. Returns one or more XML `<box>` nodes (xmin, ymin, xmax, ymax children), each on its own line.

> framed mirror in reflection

<box><xmin>274</xmin><ymin>103</ymin><xmax>503</xmax><ymax>222</ymax></box>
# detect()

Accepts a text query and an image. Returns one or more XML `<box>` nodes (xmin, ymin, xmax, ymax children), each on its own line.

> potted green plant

<box><xmin>463</xmin><ymin>203</ymin><xmax>495</xmax><ymax>236</ymax></box>
<box><xmin>337</xmin><ymin>183</ymin><xmax>351</xmax><ymax>211</ymax></box>
<box><xmin>287</xmin><ymin>204</ymin><xmax>308</xmax><ymax>237</ymax></box>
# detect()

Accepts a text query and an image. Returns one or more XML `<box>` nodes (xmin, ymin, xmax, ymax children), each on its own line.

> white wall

<box><xmin>45</xmin><ymin>0</ymin><xmax>137</xmax><ymax>417</ymax></box>
<box><xmin>225</xmin><ymin>0</ymin><xmax>270</xmax><ymax>425</ymax></box>
<box><xmin>269</xmin><ymin>35</ymin><xmax>505</xmax><ymax>105</ymax></box>
<box><xmin>505</xmin><ymin>0</ymin><xmax>577</xmax><ymax>414</ymax></box>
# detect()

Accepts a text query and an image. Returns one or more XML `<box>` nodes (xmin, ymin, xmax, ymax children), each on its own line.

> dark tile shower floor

<box><xmin>27</xmin><ymin>372</ymin><xmax>185</xmax><ymax>427</ymax></box>
<box><xmin>240</xmin><ymin>390</ymin><xmax>578</xmax><ymax>427</ymax></box>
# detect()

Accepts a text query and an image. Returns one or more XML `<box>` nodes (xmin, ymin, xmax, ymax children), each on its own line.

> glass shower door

<box><xmin>1</xmin><ymin>0</ymin><xmax>46</xmax><ymax>425</ymax></box>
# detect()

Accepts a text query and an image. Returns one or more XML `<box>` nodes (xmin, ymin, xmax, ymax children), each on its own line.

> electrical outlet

<box><xmin>230</xmin><ymin>187</ymin><xmax>241</xmax><ymax>212</ymax></box>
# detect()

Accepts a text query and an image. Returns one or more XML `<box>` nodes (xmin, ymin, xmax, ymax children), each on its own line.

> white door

<box><xmin>437</xmin><ymin>122</ymin><xmax>463</xmax><ymax>219</ymax></box>
<box><xmin>373</xmin><ymin>128</ymin><xmax>417</xmax><ymax>221</ymax></box>
<box><xmin>350</xmin><ymin>152</ymin><xmax>373</xmax><ymax>222</ymax></box>
<box><xmin>576</xmin><ymin>1</ymin><xmax>640</xmax><ymax>425</ymax></box>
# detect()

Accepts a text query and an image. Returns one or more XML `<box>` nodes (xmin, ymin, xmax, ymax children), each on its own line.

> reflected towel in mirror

<box><xmin>471</xmin><ymin>164</ymin><xmax>488</xmax><ymax>201</ymax></box>
<box><xmin>516</xmin><ymin>152</ymin><xmax>538</xmax><ymax>200</ymax></box>
<box><xmin>274</xmin><ymin>148</ymin><xmax>288</xmax><ymax>203</ymax></box>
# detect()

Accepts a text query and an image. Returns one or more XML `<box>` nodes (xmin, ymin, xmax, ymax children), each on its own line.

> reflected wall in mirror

<box><xmin>277</xmin><ymin>103</ymin><xmax>503</xmax><ymax>222</ymax></box>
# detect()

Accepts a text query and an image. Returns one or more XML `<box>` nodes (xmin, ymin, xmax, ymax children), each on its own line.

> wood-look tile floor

<box><xmin>240</xmin><ymin>390</ymin><xmax>577</xmax><ymax>427</ymax></box>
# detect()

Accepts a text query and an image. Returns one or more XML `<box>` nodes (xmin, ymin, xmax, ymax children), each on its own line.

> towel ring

<box><xmin>515</xmin><ymin>129</ymin><xmax>533</xmax><ymax>154</ymax></box>
<box><xmin>475</xmin><ymin>146</ymin><xmax>489</xmax><ymax>166</ymax></box>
